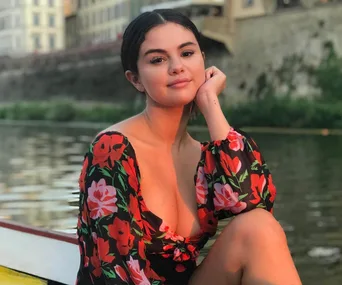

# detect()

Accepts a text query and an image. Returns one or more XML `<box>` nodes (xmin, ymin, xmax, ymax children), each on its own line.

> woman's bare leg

<box><xmin>189</xmin><ymin>209</ymin><xmax>301</xmax><ymax>285</ymax></box>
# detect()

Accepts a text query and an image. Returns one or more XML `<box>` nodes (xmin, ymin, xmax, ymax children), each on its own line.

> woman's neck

<box><xmin>141</xmin><ymin>102</ymin><xmax>193</xmax><ymax>150</ymax></box>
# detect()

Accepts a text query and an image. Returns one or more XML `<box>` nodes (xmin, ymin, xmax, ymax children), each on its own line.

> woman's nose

<box><xmin>168</xmin><ymin>59</ymin><xmax>184</xmax><ymax>74</ymax></box>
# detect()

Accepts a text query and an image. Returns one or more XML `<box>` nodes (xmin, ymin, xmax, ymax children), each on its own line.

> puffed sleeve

<box><xmin>201</xmin><ymin>127</ymin><xmax>277</xmax><ymax>220</ymax></box>
<box><xmin>76</xmin><ymin>132</ymin><xmax>164</xmax><ymax>285</ymax></box>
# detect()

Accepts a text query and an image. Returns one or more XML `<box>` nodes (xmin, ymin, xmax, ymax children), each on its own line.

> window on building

<box><xmin>243</xmin><ymin>0</ymin><xmax>254</xmax><ymax>7</ymax></box>
<box><xmin>33</xmin><ymin>13</ymin><xmax>40</xmax><ymax>26</ymax></box>
<box><xmin>33</xmin><ymin>0</ymin><xmax>39</xmax><ymax>6</ymax></box>
<box><xmin>102</xmin><ymin>8</ymin><xmax>106</xmax><ymax>23</ymax></box>
<box><xmin>49</xmin><ymin>34</ymin><xmax>56</xmax><ymax>49</ymax></box>
<box><xmin>114</xmin><ymin>4</ymin><xmax>118</xmax><ymax>18</ymax></box>
<box><xmin>48</xmin><ymin>0</ymin><xmax>54</xmax><ymax>7</ymax></box>
<box><xmin>92</xmin><ymin>12</ymin><xmax>96</xmax><ymax>26</ymax></box>
<box><xmin>15</xmin><ymin>36</ymin><xmax>21</xmax><ymax>48</ymax></box>
<box><xmin>32</xmin><ymin>34</ymin><xmax>41</xmax><ymax>50</ymax></box>
<box><xmin>48</xmin><ymin>14</ymin><xmax>55</xmax><ymax>27</ymax></box>
<box><xmin>107</xmin><ymin>7</ymin><xmax>111</xmax><ymax>21</ymax></box>
<box><xmin>15</xmin><ymin>15</ymin><xmax>21</xmax><ymax>27</ymax></box>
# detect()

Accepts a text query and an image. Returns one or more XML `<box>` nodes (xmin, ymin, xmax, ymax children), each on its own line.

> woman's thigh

<box><xmin>188</xmin><ymin>209</ymin><xmax>301</xmax><ymax>285</ymax></box>
<box><xmin>188</xmin><ymin>217</ymin><xmax>245</xmax><ymax>285</ymax></box>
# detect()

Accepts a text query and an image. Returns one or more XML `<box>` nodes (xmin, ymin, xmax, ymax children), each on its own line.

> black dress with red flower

<box><xmin>76</xmin><ymin>127</ymin><xmax>276</xmax><ymax>285</ymax></box>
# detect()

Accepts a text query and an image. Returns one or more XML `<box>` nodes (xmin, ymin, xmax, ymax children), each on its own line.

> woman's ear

<box><xmin>125</xmin><ymin>70</ymin><xmax>145</xmax><ymax>93</ymax></box>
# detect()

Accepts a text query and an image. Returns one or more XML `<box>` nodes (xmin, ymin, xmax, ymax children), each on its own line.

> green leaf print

<box><xmin>88</xmin><ymin>166</ymin><xmax>95</xmax><ymax>177</ymax></box>
<box><xmin>238</xmin><ymin>169</ymin><xmax>248</xmax><ymax>183</ymax></box>
<box><xmin>228</xmin><ymin>178</ymin><xmax>239</xmax><ymax>189</ymax></box>
<box><xmin>250</xmin><ymin>160</ymin><xmax>259</xmax><ymax>171</ymax></box>
<box><xmin>133</xmin><ymin>228</ymin><xmax>144</xmax><ymax>237</ymax></box>
<box><xmin>100</xmin><ymin>168</ymin><xmax>112</xmax><ymax>178</ymax></box>
<box><xmin>238</xmin><ymin>193</ymin><xmax>248</xmax><ymax>200</ymax></box>
<box><xmin>118</xmin><ymin>174</ymin><xmax>127</xmax><ymax>191</ymax></box>
<box><xmin>256</xmin><ymin>204</ymin><xmax>266</xmax><ymax>208</ymax></box>
<box><xmin>157</xmin><ymin>232</ymin><xmax>167</xmax><ymax>239</ymax></box>
<box><xmin>152</xmin><ymin>281</ymin><xmax>162</xmax><ymax>285</ymax></box>
<box><xmin>117</xmin><ymin>203</ymin><xmax>128</xmax><ymax>212</ymax></box>
<box><xmin>262</xmin><ymin>190</ymin><xmax>270</xmax><ymax>200</ymax></box>
<box><xmin>80</xmin><ymin>226</ymin><xmax>89</xmax><ymax>235</ymax></box>
<box><xmin>102</xmin><ymin>268</ymin><xmax>116</xmax><ymax>279</ymax></box>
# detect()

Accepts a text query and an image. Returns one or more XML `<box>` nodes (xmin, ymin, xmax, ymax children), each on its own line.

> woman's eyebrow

<box><xmin>143</xmin><ymin>41</ymin><xmax>196</xmax><ymax>57</ymax></box>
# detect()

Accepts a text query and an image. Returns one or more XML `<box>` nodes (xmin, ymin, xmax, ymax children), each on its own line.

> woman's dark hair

<box><xmin>121</xmin><ymin>9</ymin><xmax>203</xmax><ymax>74</ymax></box>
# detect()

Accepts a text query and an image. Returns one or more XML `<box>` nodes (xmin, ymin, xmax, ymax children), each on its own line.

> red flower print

<box><xmin>227</xmin><ymin>129</ymin><xmax>245</xmax><ymax>152</ymax></box>
<box><xmin>198</xmin><ymin>208</ymin><xmax>217</xmax><ymax>235</ymax></box>
<box><xmin>127</xmin><ymin>256</ymin><xmax>150</xmax><ymax>285</ymax></box>
<box><xmin>195</xmin><ymin>166</ymin><xmax>208</xmax><ymax>204</ymax></box>
<box><xmin>122</xmin><ymin>157</ymin><xmax>139</xmax><ymax>192</ymax></box>
<box><xmin>81</xmin><ymin>205</ymin><xmax>88</xmax><ymax>225</ymax></box>
<box><xmin>250</xmin><ymin>174</ymin><xmax>266</xmax><ymax>204</ymax></box>
<box><xmin>175</xmin><ymin>264</ymin><xmax>186</xmax><ymax>272</ymax></box>
<box><xmin>173</xmin><ymin>248</ymin><xmax>190</xmax><ymax>262</ymax></box>
<box><xmin>163</xmin><ymin>244</ymin><xmax>174</xmax><ymax>251</ymax></box>
<box><xmin>87</xmin><ymin>179</ymin><xmax>117</xmax><ymax>219</ymax></box>
<box><xmin>114</xmin><ymin>265</ymin><xmax>128</xmax><ymax>283</ymax></box>
<box><xmin>92</xmin><ymin>134</ymin><xmax>125</xmax><ymax>168</ymax></box>
<box><xmin>268</xmin><ymin>174</ymin><xmax>277</xmax><ymax>203</ymax></box>
<box><xmin>90</xmin><ymin>248</ymin><xmax>101</xmax><ymax>277</ymax></box>
<box><xmin>129</xmin><ymin>194</ymin><xmax>143</xmax><ymax>228</ymax></box>
<box><xmin>204</xmin><ymin>150</ymin><xmax>216</xmax><ymax>173</ymax></box>
<box><xmin>252</xmin><ymin>150</ymin><xmax>263</xmax><ymax>165</ymax></box>
<box><xmin>108</xmin><ymin>217</ymin><xmax>134</xmax><ymax>255</ymax></box>
<box><xmin>138</xmin><ymin>240</ymin><xmax>146</xmax><ymax>260</ymax></box>
<box><xmin>213</xmin><ymin>183</ymin><xmax>247</xmax><ymax>214</ymax></box>
<box><xmin>220</xmin><ymin>153</ymin><xmax>241</xmax><ymax>175</ymax></box>
<box><xmin>97</xmin><ymin>237</ymin><xmax>115</xmax><ymax>263</ymax></box>
<box><xmin>79</xmin><ymin>156</ymin><xmax>89</xmax><ymax>192</ymax></box>
<box><xmin>145</xmin><ymin>260</ymin><xmax>166</xmax><ymax>281</ymax></box>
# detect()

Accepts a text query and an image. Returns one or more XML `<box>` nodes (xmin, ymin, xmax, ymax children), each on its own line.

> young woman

<box><xmin>76</xmin><ymin>9</ymin><xmax>301</xmax><ymax>285</ymax></box>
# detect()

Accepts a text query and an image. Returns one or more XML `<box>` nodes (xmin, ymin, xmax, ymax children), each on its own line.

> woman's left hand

<box><xmin>195</xmin><ymin>66</ymin><xmax>226</xmax><ymax>114</ymax></box>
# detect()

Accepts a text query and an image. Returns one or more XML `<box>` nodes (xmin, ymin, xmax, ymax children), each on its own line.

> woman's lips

<box><xmin>167</xmin><ymin>79</ymin><xmax>191</xmax><ymax>88</ymax></box>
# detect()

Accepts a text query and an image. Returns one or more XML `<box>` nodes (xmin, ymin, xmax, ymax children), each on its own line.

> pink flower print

<box><xmin>195</xmin><ymin>166</ymin><xmax>208</xmax><ymax>204</ymax></box>
<box><xmin>213</xmin><ymin>183</ymin><xmax>247</xmax><ymax>214</ymax></box>
<box><xmin>87</xmin><ymin>178</ymin><xmax>117</xmax><ymax>219</ymax></box>
<box><xmin>227</xmin><ymin>129</ymin><xmax>245</xmax><ymax>152</ymax></box>
<box><xmin>159</xmin><ymin>222</ymin><xmax>184</xmax><ymax>242</ymax></box>
<box><xmin>127</xmin><ymin>256</ymin><xmax>150</xmax><ymax>285</ymax></box>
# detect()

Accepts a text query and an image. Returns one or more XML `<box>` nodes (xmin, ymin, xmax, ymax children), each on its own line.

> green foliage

<box><xmin>314</xmin><ymin>41</ymin><xmax>342</xmax><ymax>103</ymax></box>
<box><xmin>0</xmin><ymin>97</ymin><xmax>341</xmax><ymax>129</ymax></box>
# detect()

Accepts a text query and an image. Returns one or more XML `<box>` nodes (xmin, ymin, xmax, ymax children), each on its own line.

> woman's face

<box><xmin>134</xmin><ymin>22</ymin><xmax>206</xmax><ymax>107</ymax></box>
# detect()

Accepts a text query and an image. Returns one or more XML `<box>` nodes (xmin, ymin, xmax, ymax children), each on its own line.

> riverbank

<box><xmin>0</xmin><ymin>97</ymin><xmax>341</xmax><ymax>130</ymax></box>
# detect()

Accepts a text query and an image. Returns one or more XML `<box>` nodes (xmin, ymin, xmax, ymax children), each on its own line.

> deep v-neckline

<box><xmin>107</xmin><ymin>130</ymin><xmax>206</xmax><ymax>240</ymax></box>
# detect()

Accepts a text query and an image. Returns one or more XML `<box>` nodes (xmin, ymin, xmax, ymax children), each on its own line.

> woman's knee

<box><xmin>223</xmin><ymin>208</ymin><xmax>287</xmax><ymax>247</ymax></box>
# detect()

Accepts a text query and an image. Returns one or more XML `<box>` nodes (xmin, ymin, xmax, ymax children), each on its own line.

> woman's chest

<box><xmin>135</xmin><ymin>145</ymin><xmax>202</xmax><ymax>237</ymax></box>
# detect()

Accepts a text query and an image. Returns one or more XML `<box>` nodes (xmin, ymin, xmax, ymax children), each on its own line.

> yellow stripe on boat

<box><xmin>0</xmin><ymin>266</ymin><xmax>47</xmax><ymax>285</ymax></box>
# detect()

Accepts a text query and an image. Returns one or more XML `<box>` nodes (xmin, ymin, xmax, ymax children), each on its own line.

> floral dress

<box><xmin>76</xmin><ymin>127</ymin><xmax>276</xmax><ymax>285</ymax></box>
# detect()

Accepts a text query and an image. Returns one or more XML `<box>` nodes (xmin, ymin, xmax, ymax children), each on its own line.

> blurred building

<box><xmin>0</xmin><ymin>0</ymin><xmax>65</xmax><ymax>57</ymax></box>
<box><xmin>64</xmin><ymin>0</ymin><xmax>79</xmax><ymax>48</ymax></box>
<box><xmin>77</xmin><ymin>0</ymin><xmax>130</xmax><ymax>47</ymax></box>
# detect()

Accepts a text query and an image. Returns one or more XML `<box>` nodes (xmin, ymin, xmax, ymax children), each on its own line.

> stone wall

<box><xmin>0</xmin><ymin>4</ymin><xmax>341</xmax><ymax>105</ymax></box>
<box><xmin>209</xmin><ymin>4</ymin><xmax>342</xmax><ymax>104</ymax></box>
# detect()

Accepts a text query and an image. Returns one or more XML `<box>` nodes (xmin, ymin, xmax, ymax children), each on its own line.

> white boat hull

<box><xmin>0</xmin><ymin>220</ymin><xmax>79</xmax><ymax>285</ymax></box>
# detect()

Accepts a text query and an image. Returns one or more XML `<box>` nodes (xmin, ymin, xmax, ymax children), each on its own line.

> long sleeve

<box><xmin>202</xmin><ymin>127</ymin><xmax>277</xmax><ymax>220</ymax></box>
<box><xmin>76</xmin><ymin>132</ymin><xmax>163</xmax><ymax>285</ymax></box>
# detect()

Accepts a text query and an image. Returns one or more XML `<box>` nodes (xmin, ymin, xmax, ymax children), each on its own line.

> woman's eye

<box><xmin>182</xmin><ymin>51</ymin><xmax>194</xmax><ymax>57</ymax></box>
<box><xmin>150</xmin><ymin>57</ymin><xmax>165</xmax><ymax>64</ymax></box>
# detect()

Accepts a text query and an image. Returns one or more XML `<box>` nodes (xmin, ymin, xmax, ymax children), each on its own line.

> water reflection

<box><xmin>0</xmin><ymin>124</ymin><xmax>341</xmax><ymax>284</ymax></box>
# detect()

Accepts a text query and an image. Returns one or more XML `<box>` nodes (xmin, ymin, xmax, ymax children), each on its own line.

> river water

<box><xmin>0</xmin><ymin>123</ymin><xmax>341</xmax><ymax>284</ymax></box>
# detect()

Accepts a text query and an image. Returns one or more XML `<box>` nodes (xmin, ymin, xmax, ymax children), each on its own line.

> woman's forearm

<box><xmin>201</xmin><ymin>94</ymin><xmax>231</xmax><ymax>141</ymax></box>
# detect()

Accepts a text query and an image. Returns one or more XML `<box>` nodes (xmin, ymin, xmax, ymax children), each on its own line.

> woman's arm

<box><xmin>76</xmin><ymin>132</ymin><xmax>164</xmax><ymax>285</ymax></box>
